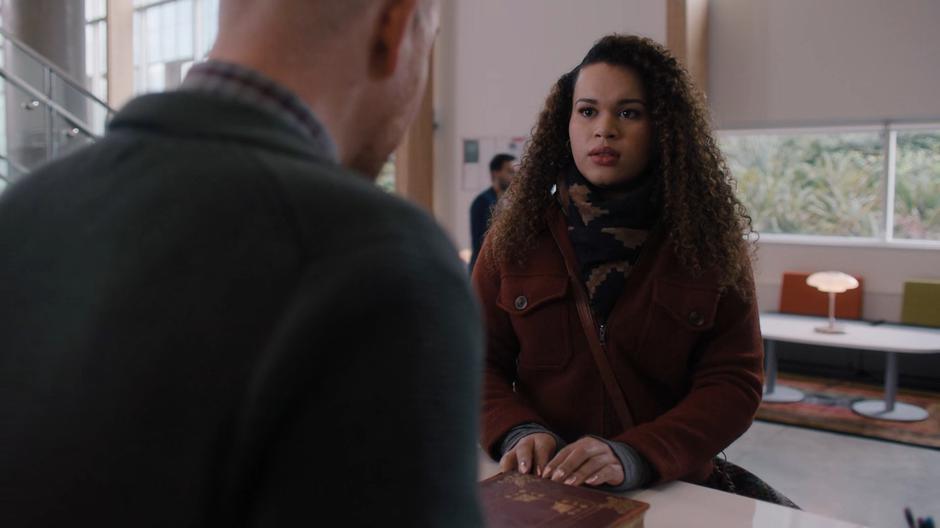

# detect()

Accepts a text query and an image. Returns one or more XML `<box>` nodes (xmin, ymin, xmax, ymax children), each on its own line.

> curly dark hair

<box><xmin>486</xmin><ymin>34</ymin><xmax>755</xmax><ymax>296</ymax></box>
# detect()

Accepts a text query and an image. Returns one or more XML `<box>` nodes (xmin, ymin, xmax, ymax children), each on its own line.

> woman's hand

<box><xmin>543</xmin><ymin>437</ymin><xmax>624</xmax><ymax>487</ymax></box>
<box><xmin>499</xmin><ymin>432</ymin><xmax>557</xmax><ymax>477</ymax></box>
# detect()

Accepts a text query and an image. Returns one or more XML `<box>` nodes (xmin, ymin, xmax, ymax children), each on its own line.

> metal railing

<box><xmin>0</xmin><ymin>26</ymin><xmax>115</xmax><ymax>136</ymax></box>
<box><xmin>0</xmin><ymin>67</ymin><xmax>98</xmax><ymax>188</ymax></box>
<box><xmin>0</xmin><ymin>151</ymin><xmax>30</xmax><ymax>185</ymax></box>
<box><xmin>0</xmin><ymin>27</ymin><xmax>111</xmax><ymax>191</ymax></box>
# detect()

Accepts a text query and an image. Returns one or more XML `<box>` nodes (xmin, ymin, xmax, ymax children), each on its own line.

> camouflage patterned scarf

<box><xmin>564</xmin><ymin>168</ymin><xmax>659</xmax><ymax>322</ymax></box>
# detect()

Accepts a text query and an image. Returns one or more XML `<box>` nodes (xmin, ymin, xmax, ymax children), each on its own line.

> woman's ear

<box><xmin>369</xmin><ymin>0</ymin><xmax>419</xmax><ymax>79</ymax></box>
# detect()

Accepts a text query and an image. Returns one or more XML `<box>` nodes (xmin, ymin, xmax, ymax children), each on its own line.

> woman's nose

<box><xmin>594</xmin><ymin>117</ymin><xmax>618</xmax><ymax>138</ymax></box>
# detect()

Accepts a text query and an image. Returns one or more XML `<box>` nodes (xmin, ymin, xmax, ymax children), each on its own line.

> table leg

<box><xmin>885</xmin><ymin>351</ymin><xmax>897</xmax><ymax>413</ymax></box>
<box><xmin>851</xmin><ymin>352</ymin><xmax>928</xmax><ymax>422</ymax></box>
<box><xmin>766</xmin><ymin>339</ymin><xmax>777</xmax><ymax>393</ymax></box>
<box><xmin>762</xmin><ymin>339</ymin><xmax>805</xmax><ymax>403</ymax></box>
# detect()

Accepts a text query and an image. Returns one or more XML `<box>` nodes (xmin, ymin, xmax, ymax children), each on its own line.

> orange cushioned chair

<box><xmin>779</xmin><ymin>271</ymin><xmax>864</xmax><ymax>319</ymax></box>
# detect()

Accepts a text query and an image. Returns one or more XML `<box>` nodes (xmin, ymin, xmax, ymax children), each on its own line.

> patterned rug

<box><xmin>757</xmin><ymin>373</ymin><xmax>940</xmax><ymax>450</ymax></box>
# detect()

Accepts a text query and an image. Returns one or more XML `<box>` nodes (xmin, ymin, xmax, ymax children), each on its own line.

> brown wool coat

<box><xmin>473</xmin><ymin>202</ymin><xmax>764</xmax><ymax>484</ymax></box>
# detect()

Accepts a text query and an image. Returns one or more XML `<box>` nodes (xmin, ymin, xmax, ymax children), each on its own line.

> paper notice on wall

<box><xmin>461</xmin><ymin>136</ymin><xmax>528</xmax><ymax>191</ymax></box>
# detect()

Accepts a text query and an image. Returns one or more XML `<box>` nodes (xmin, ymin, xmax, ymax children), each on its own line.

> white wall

<box><xmin>433</xmin><ymin>0</ymin><xmax>666</xmax><ymax>253</ymax></box>
<box><xmin>707</xmin><ymin>0</ymin><xmax>940</xmax><ymax>321</ymax></box>
<box><xmin>708</xmin><ymin>0</ymin><xmax>940</xmax><ymax>129</ymax></box>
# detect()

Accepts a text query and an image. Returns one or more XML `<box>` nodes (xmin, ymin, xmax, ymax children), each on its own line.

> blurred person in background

<box><xmin>469</xmin><ymin>153</ymin><xmax>516</xmax><ymax>272</ymax></box>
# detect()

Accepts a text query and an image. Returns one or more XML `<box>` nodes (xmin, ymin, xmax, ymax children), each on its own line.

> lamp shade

<box><xmin>806</xmin><ymin>271</ymin><xmax>860</xmax><ymax>294</ymax></box>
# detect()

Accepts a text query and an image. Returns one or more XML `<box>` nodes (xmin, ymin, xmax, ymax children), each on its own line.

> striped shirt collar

<box><xmin>180</xmin><ymin>60</ymin><xmax>339</xmax><ymax>163</ymax></box>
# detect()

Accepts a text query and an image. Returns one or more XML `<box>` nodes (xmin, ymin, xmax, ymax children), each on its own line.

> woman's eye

<box><xmin>620</xmin><ymin>109</ymin><xmax>641</xmax><ymax>119</ymax></box>
<box><xmin>578</xmin><ymin>108</ymin><xmax>596</xmax><ymax>118</ymax></box>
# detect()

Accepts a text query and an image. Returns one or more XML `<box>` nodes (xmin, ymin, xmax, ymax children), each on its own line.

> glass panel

<box><xmin>0</xmin><ymin>35</ymin><xmax>50</xmax><ymax>98</ymax></box>
<box><xmin>147</xmin><ymin>63</ymin><xmax>166</xmax><ymax>92</ymax></box>
<box><xmin>721</xmin><ymin>131</ymin><xmax>885</xmax><ymax>237</ymax></box>
<box><xmin>85</xmin><ymin>24</ymin><xmax>94</xmax><ymax>77</ymax></box>
<box><xmin>180</xmin><ymin>60</ymin><xmax>194</xmax><ymax>80</ymax></box>
<box><xmin>134</xmin><ymin>0</ymin><xmax>218</xmax><ymax>91</ymax></box>
<box><xmin>197</xmin><ymin>0</ymin><xmax>219</xmax><ymax>58</ymax></box>
<box><xmin>135</xmin><ymin>0</ymin><xmax>167</xmax><ymax>7</ymax></box>
<box><xmin>160</xmin><ymin>3</ymin><xmax>175</xmax><ymax>62</ymax></box>
<box><xmin>376</xmin><ymin>156</ymin><xmax>396</xmax><ymax>193</ymax></box>
<box><xmin>133</xmin><ymin>11</ymin><xmax>141</xmax><ymax>68</ymax></box>
<box><xmin>84</xmin><ymin>19</ymin><xmax>108</xmax><ymax>103</ymax></box>
<box><xmin>0</xmin><ymin>73</ymin><xmax>6</xmax><ymax>153</ymax></box>
<box><xmin>97</xmin><ymin>23</ymin><xmax>108</xmax><ymax>102</ymax></box>
<box><xmin>67</xmin><ymin>19</ymin><xmax>111</xmax><ymax>132</ymax></box>
<box><xmin>5</xmin><ymin>89</ymin><xmax>51</xmax><ymax>170</ymax></box>
<box><xmin>85</xmin><ymin>0</ymin><xmax>107</xmax><ymax>22</ymax></box>
<box><xmin>51</xmin><ymin>113</ymin><xmax>96</xmax><ymax>159</ymax></box>
<box><xmin>146</xmin><ymin>6</ymin><xmax>160</xmax><ymax>63</ymax></box>
<box><xmin>0</xmin><ymin>76</ymin><xmax>97</xmax><ymax>190</ymax></box>
<box><xmin>0</xmin><ymin>76</ymin><xmax>53</xmax><ymax>174</ymax></box>
<box><xmin>178</xmin><ymin>0</ymin><xmax>194</xmax><ymax>59</ymax></box>
<box><xmin>894</xmin><ymin>130</ymin><xmax>940</xmax><ymax>241</ymax></box>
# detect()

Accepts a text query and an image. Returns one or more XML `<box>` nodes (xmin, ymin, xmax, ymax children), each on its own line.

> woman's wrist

<box><xmin>500</xmin><ymin>423</ymin><xmax>566</xmax><ymax>457</ymax></box>
<box><xmin>588</xmin><ymin>435</ymin><xmax>651</xmax><ymax>491</ymax></box>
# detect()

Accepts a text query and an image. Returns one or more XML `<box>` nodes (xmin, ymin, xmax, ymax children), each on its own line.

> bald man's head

<box><xmin>218</xmin><ymin>0</ymin><xmax>374</xmax><ymax>43</ymax></box>
<box><xmin>210</xmin><ymin>0</ymin><xmax>441</xmax><ymax>177</ymax></box>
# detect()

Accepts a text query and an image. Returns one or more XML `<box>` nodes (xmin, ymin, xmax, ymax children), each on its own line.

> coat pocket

<box><xmin>497</xmin><ymin>275</ymin><xmax>572</xmax><ymax>370</ymax></box>
<box><xmin>638</xmin><ymin>278</ymin><xmax>720</xmax><ymax>380</ymax></box>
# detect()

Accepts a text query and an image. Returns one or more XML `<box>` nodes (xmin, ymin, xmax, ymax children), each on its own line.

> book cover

<box><xmin>480</xmin><ymin>472</ymin><xmax>649</xmax><ymax>527</ymax></box>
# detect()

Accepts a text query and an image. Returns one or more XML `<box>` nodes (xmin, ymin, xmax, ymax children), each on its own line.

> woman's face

<box><xmin>568</xmin><ymin>63</ymin><xmax>653</xmax><ymax>188</ymax></box>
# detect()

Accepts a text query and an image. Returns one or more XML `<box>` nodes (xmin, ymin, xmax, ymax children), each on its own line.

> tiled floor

<box><xmin>726</xmin><ymin>420</ymin><xmax>940</xmax><ymax>528</ymax></box>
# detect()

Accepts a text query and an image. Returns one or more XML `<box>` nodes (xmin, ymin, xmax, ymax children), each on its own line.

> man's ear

<box><xmin>370</xmin><ymin>0</ymin><xmax>419</xmax><ymax>79</ymax></box>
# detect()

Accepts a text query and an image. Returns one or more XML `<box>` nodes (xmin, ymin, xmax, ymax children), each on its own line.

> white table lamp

<box><xmin>806</xmin><ymin>271</ymin><xmax>859</xmax><ymax>334</ymax></box>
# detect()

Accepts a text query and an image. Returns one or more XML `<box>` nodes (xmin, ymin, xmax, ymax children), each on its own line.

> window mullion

<box><xmin>883</xmin><ymin>125</ymin><xmax>897</xmax><ymax>242</ymax></box>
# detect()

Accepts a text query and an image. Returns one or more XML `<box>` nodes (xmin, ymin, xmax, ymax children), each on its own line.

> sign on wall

<box><xmin>461</xmin><ymin>136</ymin><xmax>528</xmax><ymax>191</ymax></box>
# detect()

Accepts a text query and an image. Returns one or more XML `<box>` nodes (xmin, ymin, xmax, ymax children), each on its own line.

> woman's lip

<box><xmin>588</xmin><ymin>146</ymin><xmax>620</xmax><ymax>156</ymax></box>
<box><xmin>589</xmin><ymin>154</ymin><xmax>619</xmax><ymax>167</ymax></box>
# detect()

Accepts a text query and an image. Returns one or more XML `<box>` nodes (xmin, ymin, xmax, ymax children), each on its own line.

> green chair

<box><xmin>901</xmin><ymin>279</ymin><xmax>940</xmax><ymax>328</ymax></box>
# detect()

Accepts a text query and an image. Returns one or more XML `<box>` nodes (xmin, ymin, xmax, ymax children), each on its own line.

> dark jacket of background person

<box><xmin>0</xmin><ymin>92</ymin><xmax>483</xmax><ymax>527</ymax></box>
<box><xmin>473</xmin><ymin>201</ymin><xmax>763</xmax><ymax>485</ymax></box>
<box><xmin>469</xmin><ymin>186</ymin><xmax>498</xmax><ymax>272</ymax></box>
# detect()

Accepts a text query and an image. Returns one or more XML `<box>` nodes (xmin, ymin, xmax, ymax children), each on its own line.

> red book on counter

<box><xmin>480</xmin><ymin>472</ymin><xmax>649</xmax><ymax>527</ymax></box>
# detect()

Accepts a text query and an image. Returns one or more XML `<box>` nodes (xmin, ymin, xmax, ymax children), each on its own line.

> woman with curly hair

<box><xmin>474</xmin><ymin>34</ymin><xmax>794</xmax><ymax>506</ymax></box>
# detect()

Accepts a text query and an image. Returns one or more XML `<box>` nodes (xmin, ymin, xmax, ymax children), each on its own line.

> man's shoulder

<box><xmin>472</xmin><ymin>187</ymin><xmax>496</xmax><ymax>205</ymax></box>
<box><xmin>470</xmin><ymin>188</ymin><xmax>497</xmax><ymax>220</ymax></box>
<box><xmin>269</xmin><ymin>162</ymin><xmax>461</xmax><ymax>269</ymax></box>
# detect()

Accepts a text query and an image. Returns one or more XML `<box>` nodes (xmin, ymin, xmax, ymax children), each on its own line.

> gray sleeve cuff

<box><xmin>499</xmin><ymin>423</ymin><xmax>567</xmax><ymax>457</ymax></box>
<box><xmin>591</xmin><ymin>437</ymin><xmax>651</xmax><ymax>492</ymax></box>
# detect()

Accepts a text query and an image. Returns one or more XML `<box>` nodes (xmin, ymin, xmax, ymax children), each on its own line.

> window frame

<box><xmin>84</xmin><ymin>0</ymin><xmax>108</xmax><ymax>103</ymax></box>
<box><xmin>720</xmin><ymin>123</ymin><xmax>940</xmax><ymax>250</ymax></box>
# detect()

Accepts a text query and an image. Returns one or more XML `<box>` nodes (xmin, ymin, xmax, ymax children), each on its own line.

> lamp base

<box><xmin>814</xmin><ymin>324</ymin><xmax>845</xmax><ymax>334</ymax></box>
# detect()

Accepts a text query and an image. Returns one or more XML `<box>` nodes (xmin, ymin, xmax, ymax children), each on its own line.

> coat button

<box><xmin>514</xmin><ymin>295</ymin><xmax>528</xmax><ymax>310</ymax></box>
<box><xmin>688</xmin><ymin>311</ymin><xmax>705</xmax><ymax>327</ymax></box>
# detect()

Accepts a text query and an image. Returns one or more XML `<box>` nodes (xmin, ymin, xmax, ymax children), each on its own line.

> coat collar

<box><xmin>108</xmin><ymin>91</ymin><xmax>337</xmax><ymax>165</ymax></box>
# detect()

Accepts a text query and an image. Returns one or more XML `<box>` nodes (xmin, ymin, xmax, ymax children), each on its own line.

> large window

<box><xmin>376</xmin><ymin>157</ymin><xmax>396</xmax><ymax>193</ymax></box>
<box><xmin>133</xmin><ymin>0</ymin><xmax>219</xmax><ymax>94</ymax></box>
<box><xmin>720</xmin><ymin>125</ymin><xmax>940</xmax><ymax>244</ymax></box>
<box><xmin>85</xmin><ymin>0</ymin><xmax>108</xmax><ymax>103</ymax></box>
<box><xmin>894</xmin><ymin>129</ymin><xmax>940</xmax><ymax>241</ymax></box>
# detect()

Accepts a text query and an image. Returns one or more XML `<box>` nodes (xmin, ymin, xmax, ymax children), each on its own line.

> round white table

<box><xmin>759</xmin><ymin>313</ymin><xmax>940</xmax><ymax>422</ymax></box>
